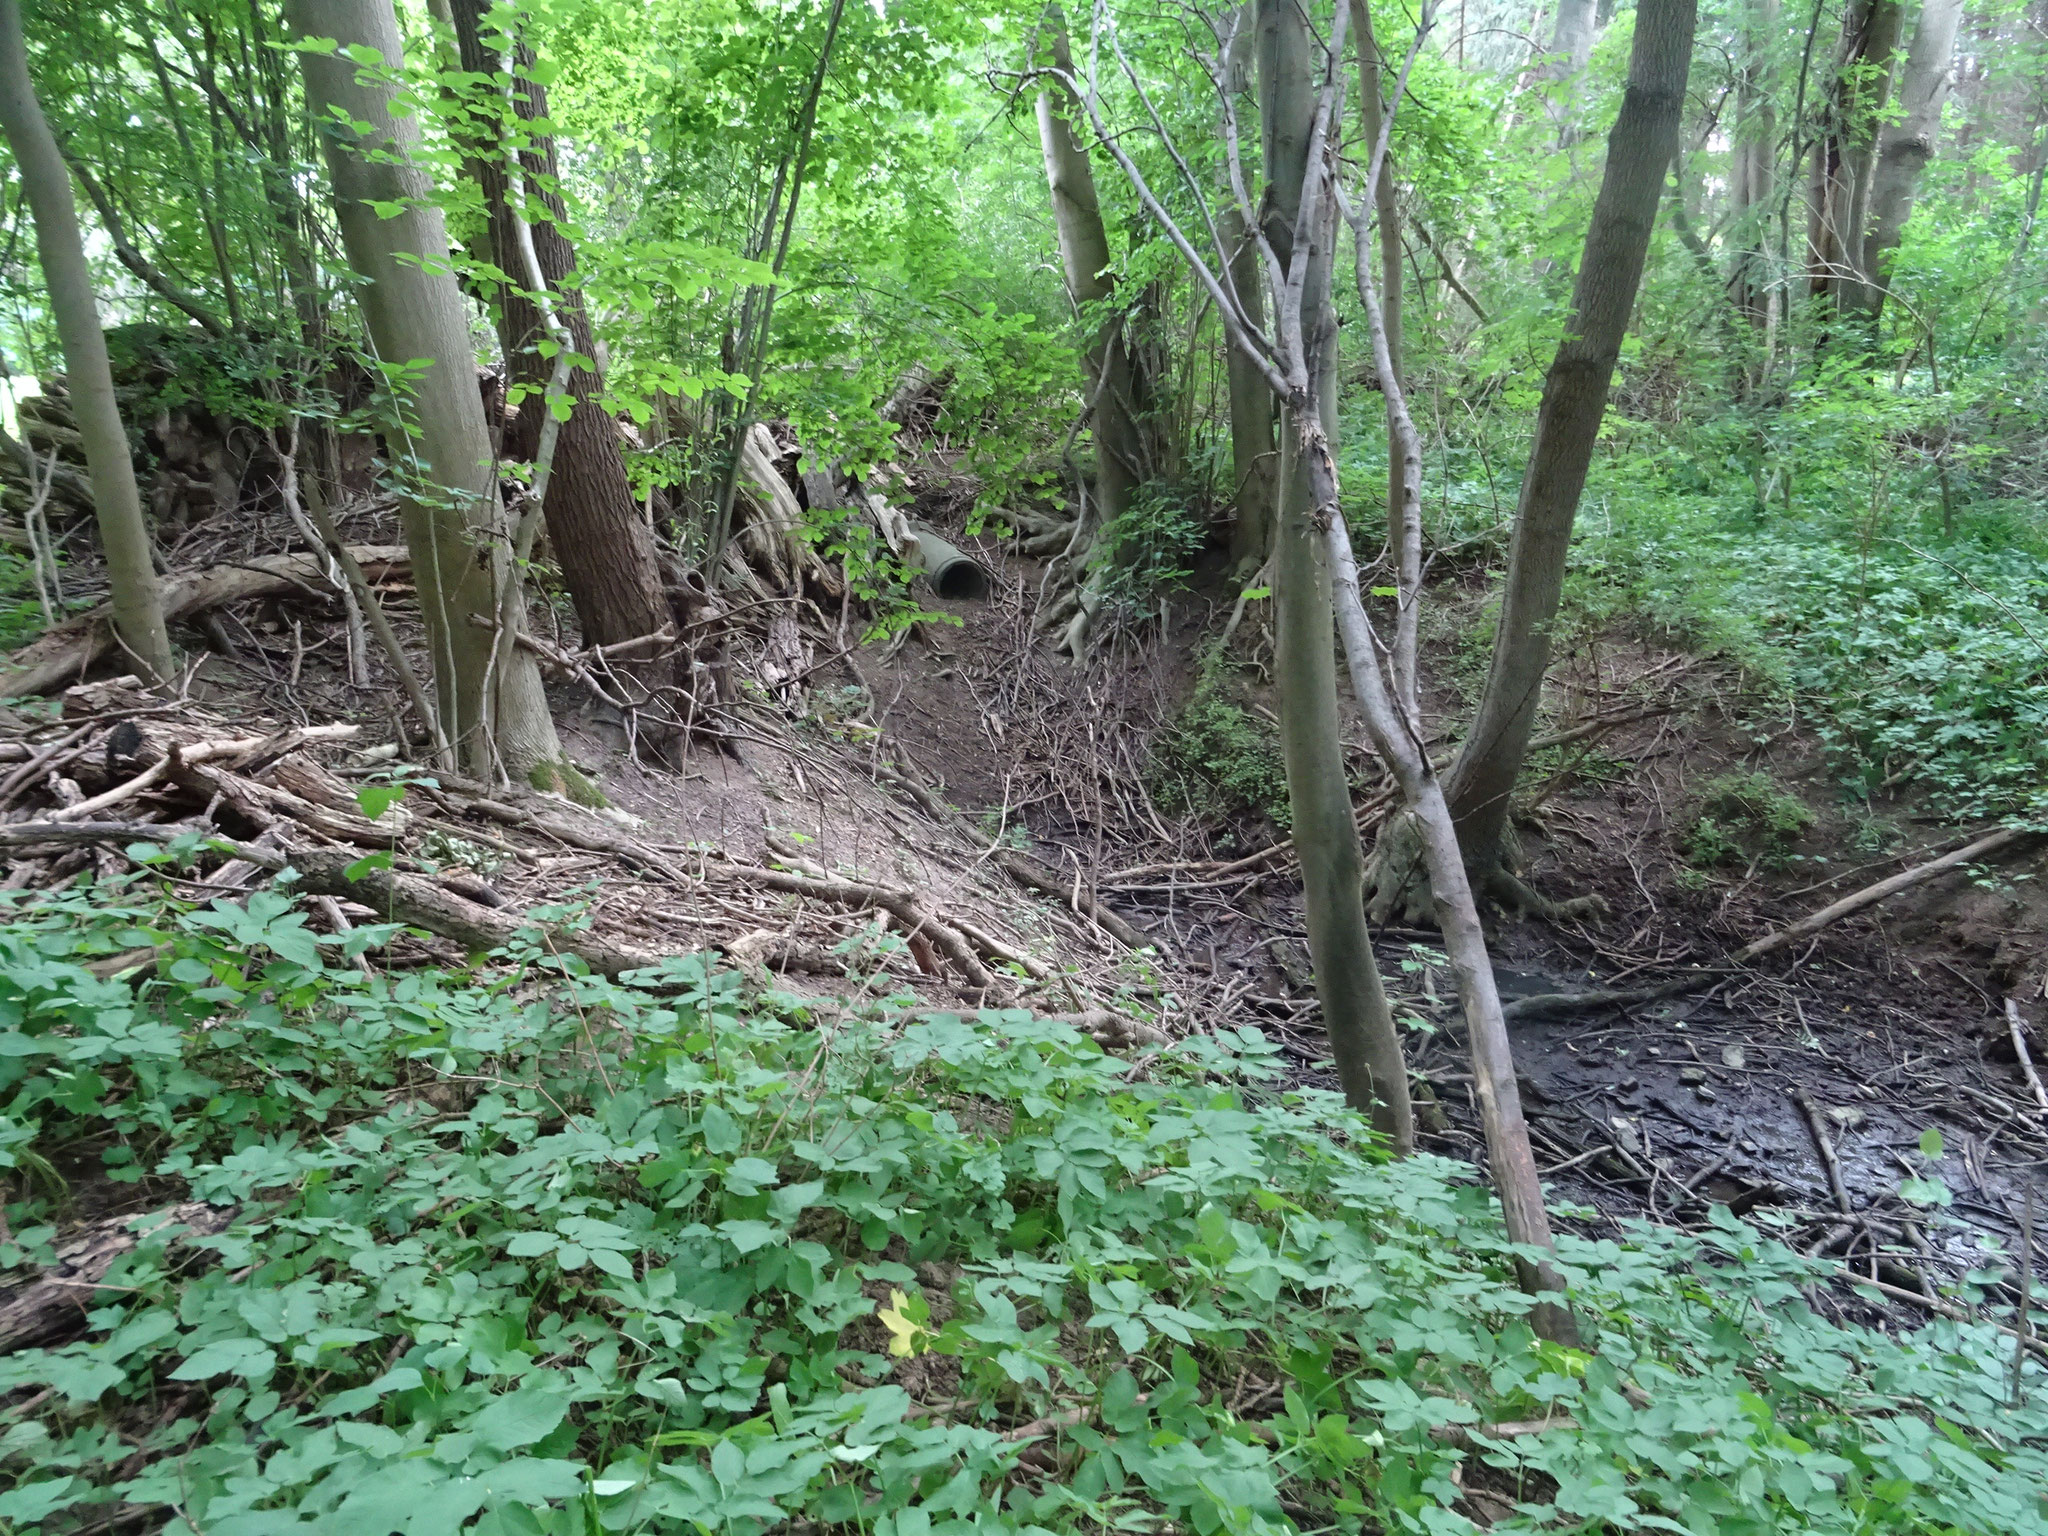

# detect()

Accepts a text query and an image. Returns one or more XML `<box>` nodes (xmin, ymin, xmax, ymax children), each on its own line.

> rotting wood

<box><xmin>992</xmin><ymin>848</ymin><xmax>1161</xmax><ymax>954</ymax></box>
<box><xmin>1792</xmin><ymin>1087</ymin><xmax>1857</xmax><ymax>1218</ymax></box>
<box><xmin>728</xmin><ymin>859</ymin><xmax>996</xmax><ymax>991</ymax></box>
<box><xmin>0</xmin><ymin>546</ymin><xmax>408</xmax><ymax>696</ymax></box>
<box><xmin>0</xmin><ymin>1202</ymin><xmax>236</xmax><ymax>1353</ymax></box>
<box><xmin>0</xmin><ymin>820</ymin><xmax>672</xmax><ymax>977</ymax></box>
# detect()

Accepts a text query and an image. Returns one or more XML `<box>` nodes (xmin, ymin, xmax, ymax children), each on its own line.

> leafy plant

<box><xmin>1682</xmin><ymin>771</ymin><xmax>1817</xmax><ymax>869</ymax></box>
<box><xmin>1152</xmin><ymin>648</ymin><xmax>1291</xmax><ymax>828</ymax></box>
<box><xmin>0</xmin><ymin>881</ymin><xmax>2044</xmax><ymax>1533</ymax></box>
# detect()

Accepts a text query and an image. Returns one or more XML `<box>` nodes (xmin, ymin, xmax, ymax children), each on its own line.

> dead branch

<box><xmin>0</xmin><ymin>1203</ymin><xmax>236</xmax><ymax>1353</ymax></box>
<box><xmin>992</xmin><ymin>848</ymin><xmax>1162</xmax><ymax>954</ymax></box>
<box><xmin>1732</xmin><ymin>825</ymin><xmax>2036</xmax><ymax>965</ymax></box>
<box><xmin>726</xmin><ymin>859</ymin><xmax>995</xmax><ymax>990</ymax></box>
<box><xmin>2008</xmin><ymin>998</ymin><xmax>2048</xmax><ymax>1112</ymax></box>
<box><xmin>1506</xmin><ymin>824</ymin><xmax>2040</xmax><ymax>1022</ymax></box>
<box><xmin>0</xmin><ymin>546</ymin><xmax>410</xmax><ymax>696</ymax></box>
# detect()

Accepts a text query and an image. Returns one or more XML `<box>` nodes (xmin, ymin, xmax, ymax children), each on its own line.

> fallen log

<box><xmin>0</xmin><ymin>1202</ymin><xmax>236</xmax><ymax>1353</ymax></box>
<box><xmin>1730</xmin><ymin>824</ymin><xmax>2035</xmax><ymax>965</ymax></box>
<box><xmin>729</xmin><ymin>858</ymin><xmax>995</xmax><ymax>990</ymax></box>
<box><xmin>992</xmin><ymin>849</ymin><xmax>1162</xmax><ymax>955</ymax></box>
<box><xmin>0</xmin><ymin>821</ymin><xmax>670</xmax><ymax>978</ymax></box>
<box><xmin>1504</xmin><ymin>824</ymin><xmax>2039</xmax><ymax>1023</ymax></box>
<box><xmin>0</xmin><ymin>545</ymin><xmax>409</xmax><ymax>695</ymax></box>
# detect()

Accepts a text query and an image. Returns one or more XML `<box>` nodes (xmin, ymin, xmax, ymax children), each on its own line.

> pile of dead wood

<box><xmin>0</xmin><ymin>678</ymin><xmax>1166</xmax><ymax>1050</ymax></box>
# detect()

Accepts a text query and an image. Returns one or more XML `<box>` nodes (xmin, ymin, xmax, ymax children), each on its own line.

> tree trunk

<box><xmin>1261</xmin><ymin>0</ymin><xmax>1413</xmax><ymax>1152</ymax></box>
<box><xmin>1534</xmin><ymin>0</ymin><xmax>1601</xmax><ymax>139</ymax></box>
<box><xmin>447</xmin><ymin>0</ymin><xmax>676</xmax><ymax>729</ymax></box>
<box><xmin>1034</xmin><ymin>5</ymin><xmax>1150</xmax><ymax>654</ymax></box>
<box><xmin>1350</xmin><ymin>0</ymin><xmax>1406</xmax><ymax>553</ymax></box>
<box><xmin>1222</xmin><ymin>206</ymin><xmax>1277</xmax><ymax>569</ymax></box>
<box><xmin>1418</xmin><ymin>0</ymin><xmax>1696</xmax><ymax>899</ymax></box>
<box><xmin>288</xmin><ymin>0</ymin><xmax>575</xmax><ymax>791</ymax></box>
<box><xmin>1853</xmin><ymin>0</ymin><xmax>1964</xmax><ymax>317</ymax></box>
<box><xmin>0</xmin><ymin>0</ymin><xmax>173</xmax><ymax>684</ymax></box>
<box><xmin>1732</xmin><ymin>0</ymin><xmax>1779</xmax><ymax>342</ymax></box>
<box><xmin>1810</xmin><ymin>0</ymin><xmax>1902</xmax><ymax>305</ymax></box>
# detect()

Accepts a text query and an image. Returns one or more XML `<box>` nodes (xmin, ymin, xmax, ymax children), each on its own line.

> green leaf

<box><xmin>171</xmin><ymin>1337</ymin><xmax>274</xmax><ymax>1381</ymax></box>
<box><xmin>346</xmin><ymin>851</ymin><xmax>395</xmax><ymax>880</ymax></box>
<box><xmin>469</xmin><ymin>1385</ymin><xmax>569</xmax><ymax>1453</ymax></box>
<box><xmin>1918</xmin><ymin>1127</ymin><xmax>1944</xmax><ymax>1160</ymax></box>
<box><xmin>718</xmin><ymin>1219</ymin><xmax>781</xmax><ymax>1254</ymax></box>
<box><xmin>355</xmin><ymin>783</ymin><xmax>408</xmax><ymax>821</ymax></box>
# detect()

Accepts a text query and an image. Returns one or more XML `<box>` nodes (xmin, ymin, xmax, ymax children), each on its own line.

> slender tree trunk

<box><xmin>289</xmin><ymin>0</ymin><xmax>574</xmax><ymax>789</ymax></box>
<box><xmin>1260</xmin><ymin>0</ymin><xmax>1414</xmax><ymax>1152</ymax></box>
<box><xmin>448</xmin><ymin>0</ymin><xmax>676</xmax><ymax>734</ymax></box>
<box><xmin>1535</xmin><ymin>0</ymin><xmax>1601</xmax><ymax>138</ymax></box>
<box><xmin>0</xmin><ymin>0</ymin><xmax>173</xmax><ymax>684</ymax></box>
<box><xmin>1326</xmin><ymin>14</ymin><xmax>1573</xmax><ymax>1334</ymax></box>
<box><xmin>1417</xmin><ymin>0</ymin><xmax>1697</xmax><ymax>900</ymax></box>
<box><xmin>1222</xmin><ymin>206</ymin><xmax>1277</xmax><ymax>568</ymax></box>
<box><xmin>1035</xmin><ymin>4</ymin><xmax>1149</xmax><ymax>654</ymax></box>
<box><xmin>1350</xmin><ymin>0</ymin><xmax>1406</xmax><ymax>553</ymax></box>
<box><xmin>1811</xmin><ymin>0</ymin><xmax>1901</xmax><ymax>304</ymax></box>
<box><xmin>1854</xmin><ymin>0</ymin><xmax>1964</xmax><ymax>317</ymax></box>
<box><xmin>1732</xmin><ymin>0</ymin><xmax>1780</xmax><ymax>345</ymax></box>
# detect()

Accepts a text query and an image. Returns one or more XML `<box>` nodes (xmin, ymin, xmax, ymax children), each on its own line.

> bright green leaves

<box><xmin>467</xmin><ymin>1384</ymin><xmax>570</xmax><ymax>1452</ymax></box>
<box><xmin>171</xmin><ymin>1335</ymin><xmax>275</xmax><ymax>1382</ymax></box>
<box><xmin>504</xmin><ymin>1216</ymin><xmax>641</xmax><ymax>1275</ymax></box>
<box><xmin>2</xmin><ymin>886</ymin><xmax>2045</xmax><ymax>1534</ymax></box>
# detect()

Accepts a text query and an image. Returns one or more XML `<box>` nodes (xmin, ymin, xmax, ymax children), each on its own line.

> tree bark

<box><xmin>1732</xmin><ymin>0</ymin><xmax>1780</xmax><ymax>342</ymax></box>
<box><xmin>1425</xmin><ymin>0</ymin><xmax>1697</xmax><ymax>895</ymax></box>
<box><xmin>0</xmin><ymin>0</ymin><xmax>173</xmax><ymax>684</ymax></box>
<box><xmin>1034</xmin><ymin>4</ymin><xmax>1151</xmax><ymax>653</ymax></box>
<box><xmin>288</xmin><ymin>0</ymin><xmax>572</xmax><ymax>789</ymax></box>
<box><xmin>446</xmin><ymin>0</ymin><xmax>674</xmax><ymax>724</ymax></box>
<box><xmin>1809</xmin><ymin>0</ymin><xmax>1902</xmax><ymax>305</ymax></box>
<box><xmin>1260</xmin><ymin>0</ymin><xmax>1413</xmax><ymax>1153</ymax></box>
<box><xmin>1349</xmin><ymin>0</ymin><xmax>1406</xmax><ymax>553</ymax></box>
<box><xmin>1222</xmin><ymin>206</ymin><xmax>1277</xmax><ymax>568</ymax></box>
<box><xmin>1853</xmin><ymin>0</ymin><xmax>1964</xmax><ymax>316</ymax></box>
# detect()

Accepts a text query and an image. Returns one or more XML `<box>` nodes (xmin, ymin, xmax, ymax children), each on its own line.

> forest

<box><xmin>0</xmin><ymin>0</ymin><xmax>2045</xmax><ymax>1525</ymax></box>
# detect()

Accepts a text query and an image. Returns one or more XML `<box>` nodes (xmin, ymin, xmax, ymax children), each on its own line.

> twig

<box><xmin>2008</xmin><ymin>998</ymin><xmax>2048</xmax><ymax>1112</ymax></box>
<box><xmin>1792</xmin><ymin>1088</ymin><xmax>1856</xmax><ymax>1218</ymax></box>
<box><xmin>2015</xmin><ymin>1187</ymin><xmax>2036</xmax><ymax>1405</ymax></box>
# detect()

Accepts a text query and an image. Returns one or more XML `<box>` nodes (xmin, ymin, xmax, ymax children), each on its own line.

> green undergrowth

<box><xmin>1152</xmin><ymin>648</ymin><xmax>1291</xmax><ymax>832</ymax></box>
<box><xmin>2</xmin><ymin>878</ymin><xmax>2046</xmax><ymax>1534</ymax></box>
<box><xmin>1564</xmin><ymin>450</ymin><xmax>2048</xmax><ymax>823</ymax></box>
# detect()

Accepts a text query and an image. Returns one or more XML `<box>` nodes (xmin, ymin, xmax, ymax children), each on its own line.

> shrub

<box><xmin>0</xmin><ymin>880</ymin><xmax>2043</xmax><ymax>1533</ymax></box>
<box><xmin>1683</xmin><ymin>771</ymin><xmax>1817</xmax><ymax>868</ymax></box>
<box><xmin>1152</xmin><ymin>649</ymin><xmax>1291</xmax><ymax>828</ymax></box>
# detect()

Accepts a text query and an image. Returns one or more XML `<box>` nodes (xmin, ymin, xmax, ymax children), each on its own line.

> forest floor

<box><xmin>8</xmin><ymin>459</ymin><xmax>2047</xmax><ymax>1338</ymax></box>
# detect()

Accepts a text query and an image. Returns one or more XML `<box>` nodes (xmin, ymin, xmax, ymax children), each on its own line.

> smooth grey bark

<box><xmin>1222</xmin><ymin>206</ymin><xmax>1277</xmax><ymax>568</ymax></box>
<box><xmin>1259</xmin><ymin>0</ymin><xmax>1414</xmax><ymax>1153</ymax></box>
<box><xmin>1732</xmin><ymin>0</ymin><xmax>1780</xmax><ymax>341</ymax></box>
<box><xmin>1349</xmin><ymin>0</ymin><xmax>1406</xmax><ymax>552</ymax></box>
<box><xmin>1328</xmin><ymin>6</ymin><xmax>1575</xmax><ymax>1339</ymax></box>
<box><xmin>0</xmin><ymin>0</ymin><xmax>173</xmax><ymax>683</ymax></box>
<box><xmin>1541</xmin><ymin>0</ymin><xmax>1600</xmax><ymax>82</ymax></box>
<box><xmin>1038</xmin><ymin>0</ymin><xmax>1574</xmax><ymax>1334</ymax></box>
<box><xmin>1034</xmin><ymin>4</ymin><xmax>1148</xmax><ymax>654</ymax></box>
<box><xmin>1418</xmin><ymin>0</ymin><xmax>1697</xmax><ymax>897</ymax></box>
<box><xmin>288</xmin><ymin>0</ymin><xmax>570</xmax><ymax>787</ymax></box>
<box><xmin>1855</xmin><ymin>0</ymin><xmax>1964</xmax><ymax>316</ymax></box>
